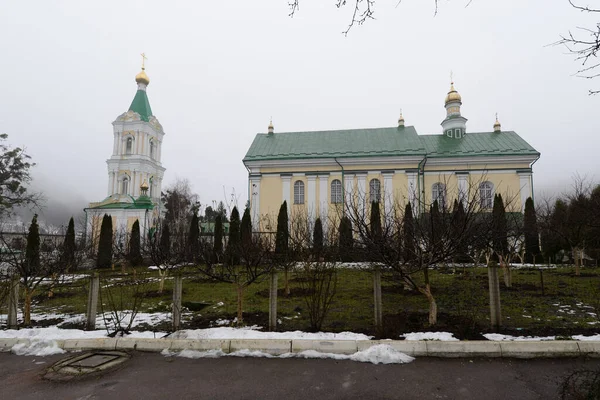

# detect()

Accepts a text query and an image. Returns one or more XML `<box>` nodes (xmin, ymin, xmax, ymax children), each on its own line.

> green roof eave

<box><xmin>128</xmin><ymin>90</ymin><xmax>153</xmax><ymax>122</ymax></box>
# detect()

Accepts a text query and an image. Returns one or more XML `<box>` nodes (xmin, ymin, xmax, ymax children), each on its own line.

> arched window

<box><xmin>149</xmin><ymin>140</ymin><xmax>155</xmax><ymax>159</ymax></box>
<box><xmin>369</xmin><ymin>179</ymin><xmax>381</xmax><ymax>203</ymax></box>
<box><xmin>121</xmin><ymin>176</ymin><xmax>129</xmax><ymax>195</ymax></box>
<box><xmin>479</xmin><ymin>181</ymin><xmax>494</xmax><ymax>209</ymax></box>
<box><xmin>293</xmin><ymin>180</ymin><xmax>305</xmax><ymax>205</ymax></box>
<box><xmin>126</xmin><ymin>137</ymin><xmax>133</xmax><ymax>154</ymax></box>
<box><xmin>331</xmin><ymin>179</ymin><xmax>342</xmax><ymax>204</ymax></box>
<box><xmin>432</xmin><ymin>182</ymin><xmax>446</xmax><ymax>209</ymax></box>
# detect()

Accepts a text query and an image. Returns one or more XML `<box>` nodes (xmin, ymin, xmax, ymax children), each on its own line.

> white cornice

<box><xmin>244</xmin><ymin>155</ymin><xmax>424</xmax><ymax>171</ymax></box>
<box><xmin>425</xmin><ymin>155</ymin><xmax>537</xmax><ymax>167</ymax></box>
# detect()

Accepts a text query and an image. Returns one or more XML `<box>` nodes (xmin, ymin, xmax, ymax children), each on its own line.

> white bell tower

<box><xmin>107</xmin><ymin>53</ymin><xmax>166</xmax><ymax>204</ymax></box>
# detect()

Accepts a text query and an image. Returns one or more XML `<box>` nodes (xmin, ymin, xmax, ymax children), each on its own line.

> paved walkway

<box><xmin>1</xmin><ymin>352</ymin><xmax>599</xmax><ymax>399</ymax></box>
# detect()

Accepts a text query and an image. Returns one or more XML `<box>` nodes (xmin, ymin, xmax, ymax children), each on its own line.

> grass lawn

<box><xmin>3</xmin><ymin>265</ymin><xmax>600</xmax><ymax>339</ymax></box>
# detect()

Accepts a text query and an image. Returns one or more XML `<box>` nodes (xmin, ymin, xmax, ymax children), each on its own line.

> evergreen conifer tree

<box><xmin>97</xmin><ymin>214</ymin><xmax>113</xmax><ymax>268</ymax></box>
<box><xmin>160</xmin><ymin>224</ymin><xmax>171</xmax><ymax>259</ymax></box>
<box><xmin>187</xmin><ymin>213</ymin><xmax>200</xmax><ymax>262</ymax></box>
<box><xmin>338</xmin><ymin>216</ymin><xmax>353</xmax><ymax>262</ymax></box>
<box><xmin>403</xmin><ymin>203</ymin><xmax>415</xmax><ymax>261</ymax></box>
<box><xmin>492</xmin><ymin>194</ymin><xmax>508</xmax><ymax>257</ymax></box>
<box><xmin>369</xmin><ymin>201</ymin><xmax>382</xmax><ymax>261</ymax></box>
<box><xmin>213</xmin><ymin>215</ymin><xmax>224</xmax><ymax>260</ymax></box>
<box><xmin>451</xmin><ymin>200</ymin><xmax>468</xmax><ymax>261</ymax></box>
<box><xmin>63</xmin><ymin>217</ymin><xmax>76</xmax><ymax>271</ymax></box>
<box><xmin>241</xmin><ymin>207</ymin><xmax>252</xmax><ymax>249</ymax></box>
<box><xmin>128</xmin><ymin>220</ymin><xmax>142</xmax><ymax>266</ymax></box>
<box><xmin>226</xmin><ymin>206</ymin><xmax>241</xmax><ymax>265</ymax></box>
<box><xmin>25</xmin><ymin>214</ymin><xmax>40</xmax><ymax>273</ymax></box>
<box><xmin>523</xmin><ymin>197</ymin><xmax>540</xmax><ymax>263</ymax></box>
<box><xmin>275</xmin><ymin>201</ymin><xmax>289</xmax><ymax>258</ymax></box>
<box><xmin>313</xmin><ymin>217</ymin><xmax>323</xmax><ymax>259</ymax></box>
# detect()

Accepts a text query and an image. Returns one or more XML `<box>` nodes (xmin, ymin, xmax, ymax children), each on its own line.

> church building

<box><xmin>85</xmin><ymin>60</ymin><xmax>166</xmax><ymax>244</ymax></box>
<box><xmin>243</xmin><ymin>82</ymin><xmax>540</xmax><ymax>231</ymax></box>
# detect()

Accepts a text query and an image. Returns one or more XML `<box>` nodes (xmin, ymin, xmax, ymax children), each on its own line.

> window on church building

<box><xmin>479</xmin><ymin>181</ymin><xmax>493</xmax><ymax>209</ymax></box>
<box><xmin>149</xmin><ymin>177</ymin><xmax>154</xmax><ymax>198</ymax></box>
<box><xmin>369</xmin><ymin>179</ymin><xmax>381</xmax><ymax>203</ymax></box>
<box><xmin>150</xmin><ymin>140</ymin><xmax>155</xmax><ymax>159</ymax></box>
<box><xmin>331</xmin><ymin>179</ymin><xmax>342</xmax><ymax>204</ymax></box>
<box><xmin>122</xmin><ymin>177</ymin><xmax>129</xmax><ymax>195</ymax></box>
<box><xmin>126</xmin><ymin>137</ymin><xmax>133</xmax><ymax>154</ymax></box>
<box><xmin>432</xmin><ymin>182</ymin><xmax>446</xmax><ymax>209</ymax></box>
<box><xmin>294</xmin><ymin>180</ymin><xmax>305</xmax><ymax>205</ymax></box>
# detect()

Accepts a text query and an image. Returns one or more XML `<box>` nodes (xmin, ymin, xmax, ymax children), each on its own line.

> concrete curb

<box><xmin>1</xmin><ymin>338</ymin><xmax>599</xmax><ymax>358</ymax></box>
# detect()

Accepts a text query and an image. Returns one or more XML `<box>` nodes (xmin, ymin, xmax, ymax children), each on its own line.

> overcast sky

<box><xmin>1</xmin><ymin>0</ymin><xmax>598</xmax><ymax>225</ymax></box>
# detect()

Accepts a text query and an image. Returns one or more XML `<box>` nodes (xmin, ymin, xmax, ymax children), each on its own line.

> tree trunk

<box><xmin>500</xmin><ymin>257</ymin><xmax>512</xmax><ymax>288</ymax></box>
<box><xmin>418</xmin><ymin>284</ymin><xmax>437</xmax><ymax>326</ymax></box>
<box><xmin>268</xmin><ymin>272</ymin><xmax>278</xmax><ymax>331</ymax></box>
<box><xmin>373</xmin><ymin>267</ymin><xmax>382</xmax><ymax>332</ymax></box>
<box><xmin>488</xmin><ymin>264</ymin><xmax>502</xmax><ymax>331</ymax></box>
<box><xmin>574</xmin><ymin>248</ymin><xmax>581</xmax><ymax>276</ymax></box>
<box><xmin>236</xmin><ymin>284</ymin><xmax>244</xmax><ymax>325</ymax></box>
<box><xmin>284</xmin><ymin>267</ymin><xmax>290</xmax><ymax>296</ymax></box>
<box><xmin>24</xmin><ymin>287</ymin><xmax>33</xmax><ymax>326</ymax></box>
<box><xmin>158</xmin><ymin>270</ymin><xmax>166</xmax><ymax>294</ymax></box>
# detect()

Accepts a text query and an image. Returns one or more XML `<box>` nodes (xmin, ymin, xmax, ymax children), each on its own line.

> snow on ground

<box><xmin>399</xmin><ymin>332</ymin><xmax>459</xmax><ymax>341</ymax></box>
<box><xmin>572</xmin><ymin>334</ymin><xmax>600</xmax><ymax>341</ymax></box>
<box><xmin>172</xmin><ymin>327</ymin><xmax>372</xmax><ymax>341</ymax></box>
<box><xmin>484</xmin><ymin>334</ymin><xmax>557</xmax><ymax>341</ymax></box>
<box><xmin>162</xmin><ymin>344</ymin><xmax>415</xmax><ymax>365</ymax></box>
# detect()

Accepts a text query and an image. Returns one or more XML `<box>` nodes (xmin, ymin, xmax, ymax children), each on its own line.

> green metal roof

<box><xmin>88</xmin><ymin>195</ymin><xmax>154</xmax><ymax>210</ymax></box>
<box><xmin>129</xmin><ymin>90</ymin><xmax>153</xmax><ymax>122</ymax></box>
<box><xmin>243</xmin><ymin>127</ymin><xmax>539</xmax><ymax>162</ymax></box>
<box><xmin>419</xmin><ymin>131</ymin><xmax>540</xmax><ymax>158</ymax></box>
<box><xmin>243</xmin><ymin>127</ymin><xmax>426</xmax><ymax>161</ymax></box>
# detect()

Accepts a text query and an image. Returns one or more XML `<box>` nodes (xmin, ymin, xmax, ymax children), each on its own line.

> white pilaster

<box><xmin>457</xmin><ymin>173</ymin><xmax>468</xmax><ymax>204</ymax></box>
<box><xmin>281</xmin><ymin>175</ymin><xmax>291</xmax><ymax>207</ymax></box>
<box><xmin>406</xmin><ymin>171</ymin><xmax>418</xmax><ymax>213</ymax></box>
<box><xmin>250</xmin><ymin>176</ymin><xmax>261</xmax><ymax>230</ymax></box>
<box><xmin>344</xmin><ymin>174</ymin><xmax>354</xmax><ymax>219</ymax></box>
<box><xmin>382</xmin><ymin>172</ymin><xmax>394</xmax><ymax>218</ymax></box>
<box><xmin>318</xmin><ymin>175</ymin><xmax>328</xmax><ymax>232</ymax></box>
<box><xmin>518</xmin><ymin>171</ymin><xmax>532</xmax><ymax>211</ymax></box>
<box><xmin>356</xmin><ymin>173</ymin><xmax>367</xmax><ymax>218</ymax></box>
<box><xmin>307</xmin><ymin>175</ymin><xmax>317</xmax><ymax>222</ymax></box>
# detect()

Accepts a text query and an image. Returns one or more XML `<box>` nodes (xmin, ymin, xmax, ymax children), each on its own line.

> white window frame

<box><xmin>331</xmin><ymin>179</ymin><xmax>342</xmax><ymax>204</ymax></box>
<box><xmin>479</xmin><ymin>181</ymin><xmax>494</xmax><ymax>209</ymax></box>
<box><xmin>432</xmin><ymin>182</ymin><xmax>446</xmax><ymax>209</ymax></box>
<box><xmin>125</xmin><ymin>137</ymin><xmax>133</xmax><ymax>155</ymax></box>
<box><xmin>122</xmin><ymin>176</ymin><xmax>130</xmax><ymax>195</ymax></box>
<box><xmin>369</xmin><ymin>178</ymin><xmax>381</xmax><ymax>203</ymax></box>
<box><xmin>294</xmin><ymin>180</ymin><xmax>305</xmax><ymax>205</ymax></box>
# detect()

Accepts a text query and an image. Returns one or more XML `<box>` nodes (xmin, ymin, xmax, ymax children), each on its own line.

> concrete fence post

<box><xmin>7</xmin><ymin>275</ymin><xmax>19</xmax><ymax>328</ymax></box>
<box><xmin>86</xmin><ymin>272</ymin><xmax>100</xmax><ymax>331</ymax></box>
<box><xmin>268</xmin><ymin>272</ymin><xmax>278</xmax><ymax>331</ymax></box>
<box><xmin>373</xmin><ymin>267</ymin><xmax>383</xmax><ymax>332</ymax></box>
<box><xmin>488</xmin><ymin>264</ymin><xmax>502</xmax><ymax>331</ymax></box>
<box><xmin>172</xmin><ymin>273</ymin><xmax>183</xmax><ymax>331</ymax></box>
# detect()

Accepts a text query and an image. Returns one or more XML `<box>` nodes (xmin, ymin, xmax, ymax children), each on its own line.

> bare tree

<box><xmin>556</xmin><ymin>1</ymin><xmax>600</xmax><ymax>94</ymax></box>
<box><xmin>196</xmin><ymin>208</ymin><xmax>275</xmax><ymax>324</ymax></box>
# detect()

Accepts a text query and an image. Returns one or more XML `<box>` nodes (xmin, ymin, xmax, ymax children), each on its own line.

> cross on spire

<box><xmin>141</xmin><ymin>53</ymin><xmax>147</xmax><ymax>70</ymax></box>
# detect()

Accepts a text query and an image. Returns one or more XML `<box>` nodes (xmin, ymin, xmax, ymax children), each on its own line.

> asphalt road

<box><xmin>1</xmin><ymin>352</ymin><xmax>599</xmax><ymax>400</ymax></box>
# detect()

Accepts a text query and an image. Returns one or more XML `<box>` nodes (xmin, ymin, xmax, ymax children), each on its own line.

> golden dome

<box><xmin>135</xmin><ymin>68</ymin><xmax>150</xmax><ymax>86</ymax></box>
<box><xmin>444</xmin><ymin>82</ymin><xmax>461</xmax><ymax>104</ymax></box>
<box><xmin>494</xmin><ymin>114</ymin><xmax>501</xmax><ymax>131</ymax></box>
<box><xmin>140</xmin><ymin>180</ymin><xmax>149</xmax><ymax>190</ymax></box>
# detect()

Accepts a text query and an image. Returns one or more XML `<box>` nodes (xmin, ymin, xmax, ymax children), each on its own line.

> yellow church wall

<box><xmin>258</xmin><ymin>176</ymin><xmax>282</xmax><ymax>229</ymax></box>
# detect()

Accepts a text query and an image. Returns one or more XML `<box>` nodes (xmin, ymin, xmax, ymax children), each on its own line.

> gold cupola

<box><xmin>494</xmin><ymin>114</ymin><xmax>502</xmax><ymax>132</ymax></box>
<box><xmin>135</xmin><ymin>53</ymin><xmax>150</xmax><ymax>86</ymax></box>
<box><xmin>444</xmin><ymin>82</ymin><xmax>462</xmax><ymax>105</ymax></box>
<box><xmin>268</xmin><ymin>118</ymin><xmax>274</xmax><ymax>134</ymax></box>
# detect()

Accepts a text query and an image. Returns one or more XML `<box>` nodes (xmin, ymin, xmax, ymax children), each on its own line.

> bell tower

<box><xmin>107</xmin><ymin>54</ymin><xmax>166</xmax><ymax>204</ymax></box>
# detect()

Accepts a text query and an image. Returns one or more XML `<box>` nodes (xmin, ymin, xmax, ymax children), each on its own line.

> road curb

<box><xmin>1</xmin><ymin>338</ymin><xmax>599</xmax><ymax>358</ymax></box>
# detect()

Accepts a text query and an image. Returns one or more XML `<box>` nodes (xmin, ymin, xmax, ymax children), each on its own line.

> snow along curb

<box><xmin>1</xmin><ymin>338</ymin><xmax>599</xmax><ymax>358</ymax></box>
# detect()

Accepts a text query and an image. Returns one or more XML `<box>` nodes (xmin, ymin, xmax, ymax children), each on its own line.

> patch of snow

<box><xmin>400</xmin><ymin>332</ymin><xmax>458</xmax><ymax>341</ymax></box>
<box><xmin>162</xmin><ymin>344</ymin><xmax>413</xmax><ymax>364</ymax></box>
<box><xmin>11</xmin><ymin>340</ymin><xmax>65</xmax><ymax>356</ymax></box>
<box><xmin>483</xmin><ymin>334</ymin><xmax>556</xmax><ymax>341</ymax></box>
<box><xmin>171</xmin><ymin>328</ymin><xmax>372</xmax><ymax>341</ymax></box>
<box><xmin>572</xmin><ymin>334</ymin><xmax>600</xmax><ymax>341</ymax></box>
